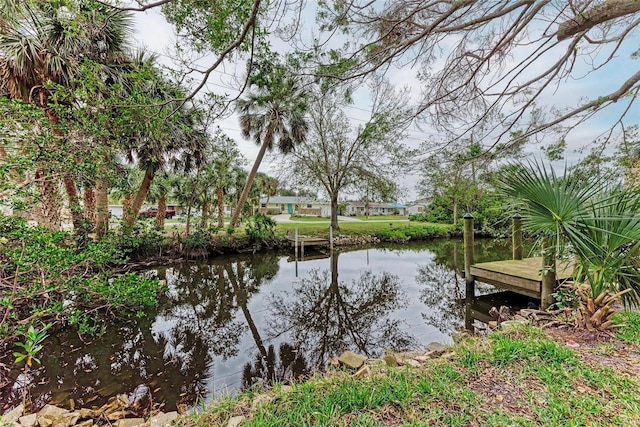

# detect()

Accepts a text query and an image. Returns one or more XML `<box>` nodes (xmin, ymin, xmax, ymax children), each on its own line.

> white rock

<box><xmin>148</xmin><ymin>411</ymin><xmax>179</xmax><ymax>427</ymax></box>
<box><xmin>18</xmin><ymin>413</ymin><xmax>37</xmax><ymax>427</ymax></box>
<box><xmin>113</xmin><ymin>418</ymin><xmax>146</xmax><ymax>427</ymax></box>
<box><xmin>2</xmin><ymin>404</ymin><xmax>24</xmax><ymax>424</ymax></box>
<box><xmin>227</xmin><ymin>415</ymin><xmax>246</xmax><ymax>427</ymax></box>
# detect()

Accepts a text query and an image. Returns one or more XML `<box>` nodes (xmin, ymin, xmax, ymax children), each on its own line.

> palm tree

<box><xmin>146</xmin><ymin>172</ymin><xmax>175</xmax><ymax>230</ymax></box>
<box><xmin>194</xmin><ymin>131</ymin><xmax>246</xmax><ymax>229</ymax></box>
<box><xmin>230</xmin><ymin>67</ymin><xmax>308</xmax><ymax>227</ymax></box>
<box><xmin>0</xmin><ymin>1</ymin><xmax>133</xmax><ymax>230</ymax></box>
<box><xmin>255</xmin><ymin>173</ymin><xmax>278</xmax><ymax>214</ymax></box>
<box><xmin>121</xmin><ymin>69</ymin><xmax>206</xmax><ymax>229</ymax></box>
<box><xmin>498</xmin><ymin>161</ymin><xmax>640</xmax><ymax>330</ymax></box>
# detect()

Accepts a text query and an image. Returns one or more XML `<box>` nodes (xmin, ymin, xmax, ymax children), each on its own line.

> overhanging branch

<box><xmin>557</xmin><ymin>0</ymin><xmax>640</xmax><ymax>40</ymax></box>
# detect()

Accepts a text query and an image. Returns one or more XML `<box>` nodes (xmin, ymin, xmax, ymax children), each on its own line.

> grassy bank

<box><xmin>275</xmin><ymin>221</ymin><xmax>456</xmax><ymax>241</ymax></box>
<box><xmin>179</xmin><ymin>319</ymin><xmax>640</xmax><ymax>427</ymax></box>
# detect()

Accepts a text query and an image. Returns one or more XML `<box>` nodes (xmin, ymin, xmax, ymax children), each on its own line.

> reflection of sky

<box><xmin>175</xmin><ymin>247</ymin><xmax>489</xmax><ymax>404</ymax></box>
<box><xmin>201</xmin><ymin>246</ymin><xmax>462</xmax><ymax>402</ymax></box>
<box><xmin>19</xmin><ymin>243</ymin><xmax>516</xmax><ymax>411</ymax></box>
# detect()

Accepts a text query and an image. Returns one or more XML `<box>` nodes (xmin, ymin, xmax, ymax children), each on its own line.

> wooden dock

<box><xmin>464</xmin><ymin>213</ymin><xmax>575</xmax><ymax>308</ymax></box>
<box><xmin>286</xmin><ymin>235</ymin><xmax>330</xmax><ymax>258</ymax></box>
<box><xmin>470</xmin><ymin>257</ymin><xmax>573</xmax><ymax>299</ymax></box>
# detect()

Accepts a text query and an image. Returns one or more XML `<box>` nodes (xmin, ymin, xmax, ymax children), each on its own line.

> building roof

<box><xmin>260</xmin><ymin>196</ymin><xmax>327</xmax><ymax>204</ymax></box>
<box><xmin>387</xmin><ymin>202</ymin><xmax>407</xmax><ymax>209</ymax></box>
<box><xmin>348</xmin><ymin>201</ymin><xmax>398</xmax><ymax>208</ymax></box>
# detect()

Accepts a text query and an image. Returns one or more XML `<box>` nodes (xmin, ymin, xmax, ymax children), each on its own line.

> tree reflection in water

<box><xmin>11</xmin><ymin>242</ymin><xmax>527</xmax><ymax>412</ymax></box>
<box><xmin>267</xmin><ymin>252</ymin><xmax>415</xmax><ymax>368</ymax></box>
<box><xmin>241</xmin><ymin>342</ymin><xmax>310</xmax><ymax>389</ymax></box>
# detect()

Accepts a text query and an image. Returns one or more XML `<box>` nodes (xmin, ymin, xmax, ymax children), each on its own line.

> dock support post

<box><xmin>541</xmin><ymin>238</ymin><xmax>556</xmax><ymax>309</ymax></box>
<box><xmin>512</xmin><ymin>213</ymin><xmax>522</xmax><ymax>260</ymax></box>
<box><xmin>463</xmin><ymin>213</ymin><xmax>475</xmax><ymax>297</ymax></box>
<box><xmin>294</xmin><ymin>228</ymin><xmax>299</xmax><ymax>260</ymax></box>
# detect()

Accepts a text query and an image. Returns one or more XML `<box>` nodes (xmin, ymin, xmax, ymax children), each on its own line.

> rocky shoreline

<box><xmin>1</xmin><ymin>395</ymin><xmax>178</xmax><ymax>427</ymax></box>
<box><xmin>0</xmin><ymin>338</ymin><xmax>459</xmax><ymax>427</ymax></box>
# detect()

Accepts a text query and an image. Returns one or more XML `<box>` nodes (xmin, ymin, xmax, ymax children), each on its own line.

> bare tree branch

<box><xmin>94</xmin><ymin>0</ymin><xmax>175</xmax><ymax>12</ymax></box>
<box><xmin>557</xmin><ymin>0</ymin><xmax>640</xmax><ymax>40</ymax></box>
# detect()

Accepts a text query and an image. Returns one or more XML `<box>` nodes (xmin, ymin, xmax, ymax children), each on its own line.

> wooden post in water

<box><xmin>512</xmin><ymin>213</ymin><xmax>523</xmax><ymax>260</ymax></box>
<box><xmin>294</xmin><ymin>227</ymin><xmax>299</xmax><ymax>260</ymax></box>
<box><xmin>541</xmin><ymin>237</ymin><xmax>556</xmax><ymax>309</ymax></box>
<box><xmin>463</xmin><ymin>213</ymin><xmax>475</xmax><ymax>297</ymax></box>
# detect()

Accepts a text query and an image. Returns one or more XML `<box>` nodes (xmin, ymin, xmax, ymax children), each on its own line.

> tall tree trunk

<box><xmin>155</xmin><ymin>195</ymin><xmax>167</xmax><ymax>230</ymax></box>
<box><xmin>201</xmin><ymin>200</ymin><xmax>209</xmax><ymax>229</ymax></box>
<box><xmin>124</xmin><ymin>167</ymin><xmax>155</xmax><ymax>228</ymax></box>
<box><xmin>44</xmin><ymin>108</ymin><xmax>84</xmax><ymax>232</ymax></box>
<box><xmin>95</xmin><ymin>177</ymin><xmax>109</xmax><ymax>238</ymax></box>
<box><xmin>63</xmin><ymin>175</ymin><xmax>84</xmax><ymax>232</ymax></box>
<box><xmin>231</xmin><ymin>139</ymin><xmax>269</xmax><ymax>227</ymax></box>
<box><xmin>217</xmin><ymin>186</ymin><xmax>225</xmax><ymax>228</ymax></box>
<box><xmin>331</xmin><ymin>193</ymin><xmax>340</xmax><ymax>231</ymax></box>
<box><xmin>35</xmin><ymin>167</ymin><xmax>61</xmax><ymax>230</ymax></box>
<box><xmin>264</xmin><ymin>193</ymin><xmax>271</xmax><ymax>214</ymax></box>
<box><xmin>452</xmin><ymin>196</ymin><xmax>458</xmax><ymax>226</ymax></box>
<box><xmin>83</xmin><ymin>187</ymin><xmax>96</xmax><ymax>225</ymax></box>
<box><xmin>122</xmin><ymin>193</ymin><xmax>135</xmax><ymax>226</ymax></box>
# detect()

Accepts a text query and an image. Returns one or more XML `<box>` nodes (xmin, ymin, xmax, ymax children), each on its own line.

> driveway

<box><xmin>271</xmin><ymin>214</ymin><xmax>362</xmax><ymax>223</ymax></box>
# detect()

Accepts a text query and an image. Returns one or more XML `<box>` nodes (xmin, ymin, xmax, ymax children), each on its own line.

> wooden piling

<box><xmin>463</xmin><ymin>213</ymin><xmax>475</xmax><ymax>297</ymax></box>
<box><xmin>294</xmin><ymin>228</ymin><xmax>299</xmax><ymax>259</ymax></box>
<box><xmin>540</xmin><ymin>237</ymin><xmax>556</xmax><ymax>309</ymax></box>
<box><xmin>512</xmin><ymin>213</ymin><xmax>523</xmax><ymax>260</ymax></box>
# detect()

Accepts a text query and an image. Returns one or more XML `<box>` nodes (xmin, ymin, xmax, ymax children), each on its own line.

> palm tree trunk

<box><xmin>231</xmin><ymin>139</ymin><xmax>270</xmax><ymax>227</ymax></box>
<box><xmin>35</xmin><ymin>167</ymin><xmax>62</xmax><ymax>230</ymax></box>
<box><xmin>264</xmin><ymin>194</ymin><xmax>271</xmax><ymax>214</ymax></box>
<box><xmin>201</xmin><ymin>200</ymin><xmax>209</xmax><ymax>229</ymax></box>
<box><xmin>122</xmin><ymin>193</ymin><xmax>135</xmax><ymax>226</ymax></box>
<box><xmin>63</xmin><ymin>175</ymin><xmax>84</xmax><ymax>232</ymax></box>
<box><xmin>95</xmin><ymin>177</ymin><xmax>109</xmax><ymax>238</ymax></box>
<box><xmin>217</xmin><ymin>186</ymin><xmax>225</xmax><ymax>228</ymax></box>
<box><xmin>44</xmin><ymin>107</ymin><xmax>83</xmax><ymax>231</ymax></box>
<box><xmin>125</xmin><ymin>167</ymin><xmax>155</xmax><ymax>228</ymax></box>
<box><xmin>155</xmin><ymin>196</ymin><xmax>167</xmax><ymax>230</ymax></box>
<box><xmin>83</xmin><ymin>187</ymin><xmax>96</xmax><ymax>225</ymax></box>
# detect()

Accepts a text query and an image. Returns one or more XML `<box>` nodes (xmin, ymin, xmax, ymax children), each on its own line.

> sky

<box><xmin>129</xmin><ymin>4</ymin><xmax>640</xmax><ymax>203</ymax></box>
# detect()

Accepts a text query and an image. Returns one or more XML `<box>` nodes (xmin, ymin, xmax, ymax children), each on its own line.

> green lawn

<box><xmin>178</xmin><ymin>321</ymin><xmax>640</xmax><ymax>427</ymax></box>
<box><xmin>276</xmin><ymin>221</ymin><xmax>455</xmax><ymax>240</ymax></box>
<box><xmin>352</xmin><ymin>215</ymin><xmax>409</xmax><ymax>221</ymax></box>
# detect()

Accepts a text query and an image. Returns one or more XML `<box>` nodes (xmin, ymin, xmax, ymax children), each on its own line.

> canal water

<box><xmin>5</xmin><ymin>239</ymin><xmax>537</xmax><ymax>412</ymax></box>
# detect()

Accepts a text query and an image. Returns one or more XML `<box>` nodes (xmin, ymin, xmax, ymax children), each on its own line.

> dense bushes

<box><xmin>409</xmin><ymin>192</ymin><xmax>511</xmax><ymax>236</ymax></box>
<box><xmin>0</xmin><ymin>215</ymin><xmax>161</xmax><ymax>340</ymax></box>
<box><xmin>374</xmin><ymin>223</ymin><xmax>456</xmax><ymax>242</ymax></box>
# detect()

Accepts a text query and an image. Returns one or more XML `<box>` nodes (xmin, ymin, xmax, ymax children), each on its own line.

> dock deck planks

<box><xmin>470</xmin><ymin>257</ymin><xmax>574</xmax><ymax>298</ymax></box>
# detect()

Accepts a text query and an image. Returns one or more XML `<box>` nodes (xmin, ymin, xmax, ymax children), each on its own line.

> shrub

<box><xmin>0</xmin><ymin>214</ymin><xmax>160</xmax><ymax>340</ymax></box>
<box><xmin>245</xmin><ymin>213</ymin><xmax>277</xmax><ymax>243</ymax></box>
<box><xmin>104</xmin><ymin>222</ymin><xmax>165</xmax><ymax>259</ymax></box>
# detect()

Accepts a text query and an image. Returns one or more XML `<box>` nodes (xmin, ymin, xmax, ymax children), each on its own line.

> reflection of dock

<box><xmin>286</xmin><ymin>252</ymin><xmax>330</xmax><ymax>262</ymax></box>
<box><xmin>470</xmin><ymin>257</ymin><xmax>573</xmax><ymax>299</ymax></box>
<box><xmin>465</xmin><ymin>291</ymin><xmax>538</xmax><ymax>325</ymax></box>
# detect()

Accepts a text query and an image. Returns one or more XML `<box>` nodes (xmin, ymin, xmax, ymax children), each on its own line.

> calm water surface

<box><xmin>4</xmin><ymin>239</ymin><xmax>537</xmax><ymax>412</ymax></box>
